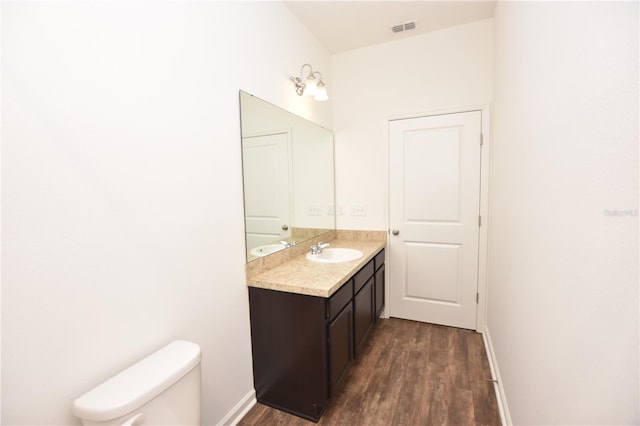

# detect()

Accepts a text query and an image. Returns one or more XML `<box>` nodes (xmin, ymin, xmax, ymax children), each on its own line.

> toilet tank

<box><xmin>73</xmin><ymin>340</ymin><xmax>201</xmax><ymax>426</ymax></box>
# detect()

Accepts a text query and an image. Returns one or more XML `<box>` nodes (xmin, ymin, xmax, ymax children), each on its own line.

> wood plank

<box><xmin>238</xmin><ymin>318</ymin><xmax>501</xmax><ymax>426</ymax></box>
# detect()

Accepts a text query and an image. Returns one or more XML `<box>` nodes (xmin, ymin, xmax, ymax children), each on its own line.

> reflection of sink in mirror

<box><xmin>306</xmin><ymin>248</ymin><xmax>363</xmax><ymax>263</ymax></box>
<box><xmin>251</xmin><ymin>244</ymin><xmax>286</xmax><ymax>257</ymax></box>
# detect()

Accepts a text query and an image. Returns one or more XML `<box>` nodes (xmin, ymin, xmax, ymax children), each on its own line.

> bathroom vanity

<box><xmin>246</xmin><ymin>236</ymin><xmax>385</xmax><ymax>422</ymax></box>
<box><xmin>239</xmin><ymin>91</ymin><xmax>386</xmax><ymax>422</ymax></box>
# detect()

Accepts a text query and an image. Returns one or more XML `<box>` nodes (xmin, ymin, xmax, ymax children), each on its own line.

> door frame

<box><xmin>383</xmin><ymin>104</ymin><xmax>491</xmax><ymax>332</ymax></box>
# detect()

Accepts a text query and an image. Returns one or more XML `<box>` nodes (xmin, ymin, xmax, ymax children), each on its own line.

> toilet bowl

<box><xmin>73</xmin><ymin>340</ymin><xmax>201</xmax><ymax>426</ymax></box>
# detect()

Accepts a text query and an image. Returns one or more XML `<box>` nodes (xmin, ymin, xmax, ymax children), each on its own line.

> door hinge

<box><xmin>476</xmin><ymin>292</ymin><xmax>479</xmax><ymax>304</ymax></box>
<box><xmin>480</xmin><ymin>133</ymin><xmax>484</xmax><ymax>146</ymax></box>
<box><xmin>479</xmin><ymin>215</ymin><xmax>482</xmax><ymax>227</ymax></box>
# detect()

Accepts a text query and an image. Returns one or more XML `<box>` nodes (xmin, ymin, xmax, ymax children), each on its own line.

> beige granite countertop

<box><xmin>246</xmin><ymin>231</ymin><xmax>386</xmax><ymax>298</ymax></box>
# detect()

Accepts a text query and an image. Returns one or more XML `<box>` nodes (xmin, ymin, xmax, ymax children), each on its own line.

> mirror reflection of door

<box><xmin>242</xmin><ymin>131</ymin><xmax>293</xmax><ymax>256</ymax></box>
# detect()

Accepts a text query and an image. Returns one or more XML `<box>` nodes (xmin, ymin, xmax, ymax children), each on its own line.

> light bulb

<box><xmin>314</xmin><ymin>82</ymin><xmax>328</xmax><ymax>101</ymax></box>
<box><xmin>304</xmin><ymin>74</ymin><xmax>317</xmax><ymax>96</ymax></box>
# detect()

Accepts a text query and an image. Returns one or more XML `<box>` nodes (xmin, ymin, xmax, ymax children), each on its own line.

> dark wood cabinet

<box><xmin>374</xmin><ymin>249</ymin><xmax>385</xmax><ymax>317</ymax></box>
<box><xmin>248</xmin><ymin>248</ymin><xmax>385</xmax><ymax>422</ymax></box>
<box><xmin>248</xmin><ymin>288</ymin><xmax>328</xmax><ymax>421</ymax></box>
<box><xmin>328</xmin><ymin>302</ymin><xmax>353</xmax><ymax>397</ymax></box>
<box><xmin>354</xmin><ymin>276</ymin><xmax>374</xmax><ymax>357</ymax></box>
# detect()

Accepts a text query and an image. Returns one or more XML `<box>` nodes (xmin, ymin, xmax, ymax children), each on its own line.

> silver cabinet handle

<box><xmin>392</xmin><ymin>229</ymin><xmax>399</xmax><ymax>236</ymax></box>
<box><xmin>282</xmin><ymin>225</ymin><xmax>289</xmax><ymax>231</ymax></box>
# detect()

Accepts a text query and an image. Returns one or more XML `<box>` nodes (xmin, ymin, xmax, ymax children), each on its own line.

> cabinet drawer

<box><xmin>374</xmin><ymin>249</ymin><xmax>385</xmax><ymax>271</ymax></box>
<box><xmin>353</xmin><ymin>259</ymin><xmax>374</xmax><ymax>293</ymax></box>
<box><xmin>327</xmin><ymin>280</ymin><xmax>353</xmax><ymax>321</ymax></box>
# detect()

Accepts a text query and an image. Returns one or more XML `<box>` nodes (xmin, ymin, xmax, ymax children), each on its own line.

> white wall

<box><xmin>331</xmin><ymin>19</ymin><xmax>493</xmax><ymax>230</ymax></box>
<box><xmin>1</xmin><ymin>2</ymin><xmax>330</xmax><ymax>424</ymax></box>
<box><xmin>488</xmin><ymin>2</ymin><xmax>639</xmax><ymax>424</ymax></box>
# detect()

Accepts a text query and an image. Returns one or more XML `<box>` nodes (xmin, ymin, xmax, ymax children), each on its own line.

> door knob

<box><xmin>282</xmin><ymin>224</ymin><xmax>289</xmax><ymax>231</ymax></box>
<box><xmin>392</xmin><ymin>229</ymin><xmax>399</xmax><ymax>236</ymax></box>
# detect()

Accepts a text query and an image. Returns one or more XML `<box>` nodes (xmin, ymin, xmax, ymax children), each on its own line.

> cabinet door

<box><xmin>328</xmin><ymin>303</ymin><xmax>353</xmax><ymax>397</ymax></box>
<box><xmin>354</xmin><ymin>277</ymin><xmax>374</xmax><ymax>357</ymax></box>
<box><xmin>375</xmin><ymin>264</ymin><xmax>385</xmax><ymax>317</ymax></box>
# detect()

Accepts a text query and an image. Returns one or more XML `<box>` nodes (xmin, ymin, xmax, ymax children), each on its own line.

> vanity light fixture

<box><xmin>290</xmin><ymin>64</ymin><xmax>328</xmax><ymax>102</ymax></box>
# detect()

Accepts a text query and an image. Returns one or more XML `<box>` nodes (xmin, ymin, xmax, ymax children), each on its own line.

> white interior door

<box><xmin>242</xmin><ymin>132</ymin><xmax>292</xmax><ymax>252</ymax></box>
<box><xmin>389</xmin><ymin>111</ymin><xmax>482</xmax><ymax>330</ymax></box>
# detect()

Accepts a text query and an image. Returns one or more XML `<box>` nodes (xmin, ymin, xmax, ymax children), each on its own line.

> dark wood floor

<box><xmin>239</xmin><ymin>317</ymin><xmax>501</xmax><ymax>426</ymax></box>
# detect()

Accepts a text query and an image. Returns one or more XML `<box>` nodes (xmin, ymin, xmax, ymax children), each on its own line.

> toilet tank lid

<box><xmin>73</xmin><ymin>340</ymin><xmax>201</xmax><ymax>422</ymax></box>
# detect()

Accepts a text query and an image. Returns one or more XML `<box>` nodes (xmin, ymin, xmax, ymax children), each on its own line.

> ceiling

<box><xmin>283</xmin><ymin>1</ymin><xmax>496</xmax><ymax>54</ymax></box>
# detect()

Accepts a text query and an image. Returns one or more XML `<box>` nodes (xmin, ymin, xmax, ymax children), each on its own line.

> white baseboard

<box><xmin>482</xmin><ymin>327</ymin><xmax>512</xmax><ymax>426</ymax></box>
<box><xmin>217</xmin><ymin>388</ymin><xmax>256</xmax><ymax>426</ymax></box>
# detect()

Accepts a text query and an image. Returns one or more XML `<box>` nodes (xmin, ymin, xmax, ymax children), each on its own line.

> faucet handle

<box><xmin>316</xmin><ymin>242</ymin><xmax>330</xmax><ymax>254</ymax></box>
<box><xmin>310</xmin><ymin>242</ymin><xmax>330</xmax><ymax>255</ymax></box>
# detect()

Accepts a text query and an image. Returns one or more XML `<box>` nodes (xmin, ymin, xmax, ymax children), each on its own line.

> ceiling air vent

<box><xmin>391</xmin><ymin>21</ymin><xmax>417</xmax><ymax>34</ymax></box>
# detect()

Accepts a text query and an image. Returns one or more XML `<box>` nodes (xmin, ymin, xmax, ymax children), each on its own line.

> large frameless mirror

<box><xmin>239</xmin><ymin>91</ymin><xmax>335</xmax><ymax>262</ymax></box>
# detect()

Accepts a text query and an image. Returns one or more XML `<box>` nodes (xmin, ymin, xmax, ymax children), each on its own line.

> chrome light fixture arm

<box><xmin>289</xmin><ymin>64</ymin><xmax>328</xmax><ymax>101</ymax></box>
<box><xmin>290</xmin><ymin>63</ymin><xmax>314</xmax><ymax>96</ymax></box>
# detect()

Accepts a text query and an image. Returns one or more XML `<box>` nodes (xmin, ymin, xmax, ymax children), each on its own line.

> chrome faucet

<box><xmin>280</xmin><ymin>240</ymin><xmax>297</xmax><ymax>248</ymax></box>
<box><xmin>310</xmin><ymin>242</ymin><xmax>330</xmax><ymax>255</ymax></box>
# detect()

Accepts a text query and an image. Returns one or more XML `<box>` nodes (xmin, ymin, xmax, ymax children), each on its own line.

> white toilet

<box><xmin>73</xmin><ymin>340</ymin><xmax>202</xmax><ymax>426</ymax></box>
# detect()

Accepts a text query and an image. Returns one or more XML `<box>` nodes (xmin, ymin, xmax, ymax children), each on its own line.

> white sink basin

<box><xmin>250</xmin><ymin>244</ymin><xmax>286</xmax><ymax>257</ymax></box>
<box><xmin>306</xmin><ymin>248</ymin><xmax>363</xmax><ymax>263</ymax></box>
